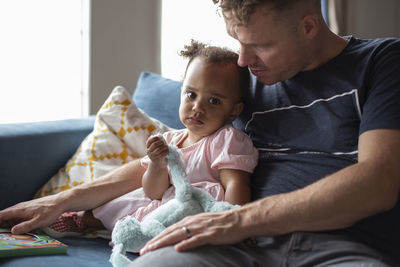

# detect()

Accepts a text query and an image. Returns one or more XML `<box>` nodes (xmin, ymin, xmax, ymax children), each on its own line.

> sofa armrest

<box><xmin>0</xmin><ymin>116</ymin><xmax>95</xmax><ymax>210</ymax></box>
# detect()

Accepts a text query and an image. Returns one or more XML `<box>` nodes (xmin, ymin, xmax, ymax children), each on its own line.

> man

<box><xmin>1</xmin><ymin>0</ymin><xmax>399</xmax><ymax>266</ymax></box>
<box><xmin>135</xmin><ymin>0</ymin><xmax>400</xmax><ymax>266</ymax></box>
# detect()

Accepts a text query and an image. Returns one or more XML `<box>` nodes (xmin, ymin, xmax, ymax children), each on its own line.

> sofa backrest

<box><xmin>0</xmin><ymin>117</ymin><xmax>95</xmax><ymax>210</ymax></box>
<box><xmin>133</xmin><ymin>71</ymin><xmax>184</xmax><ymax>130</ymax></box>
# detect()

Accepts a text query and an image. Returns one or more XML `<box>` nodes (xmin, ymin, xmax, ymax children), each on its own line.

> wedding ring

<box><xmin>181</xmin><ymin>226</ymin><xmax>191</xmax><ymax>238</ymax></box>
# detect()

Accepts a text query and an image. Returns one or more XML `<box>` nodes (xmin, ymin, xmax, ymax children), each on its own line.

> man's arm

<box><xmin>140</xmin><ymin>129</ymin><xmax>400</xmax><ymax>253</ymax></box>
<box><xmin>0</xmin><ymin>159</ymin><xmax>145</xmax><ymax>234</ymax></box>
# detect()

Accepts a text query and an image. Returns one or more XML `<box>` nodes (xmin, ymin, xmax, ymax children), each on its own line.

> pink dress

<box><xmin>92</xmin><ymin>125</ymin><xmax>258</xmax><ymax>231</ymax></box>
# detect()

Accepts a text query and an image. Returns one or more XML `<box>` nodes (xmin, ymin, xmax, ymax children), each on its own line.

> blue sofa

<box><xmin>0</xmin><ymin>72</ymin><xmax>183</xmax><ymax>266</ymax></box>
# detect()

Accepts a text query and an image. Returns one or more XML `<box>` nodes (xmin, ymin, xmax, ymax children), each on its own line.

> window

<box><xmin>161</xmin><ymin>0</ymin><xmax>239</xmax><ymax>81</ymax></box>
<box><xmin>0</xmin><ymin>0</ymin><xmax>89</xmax><ymax>124</ymax></box>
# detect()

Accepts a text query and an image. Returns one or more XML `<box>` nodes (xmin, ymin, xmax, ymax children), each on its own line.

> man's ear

<box><xmin>300</xmin><ymin>14</ymin><xmax>319</xmax><ymax>39</ymax></box>
<box><xmin>229</xmin><ymin>102</ymin><xmax>244</xmax><ymax>121</ymax></box>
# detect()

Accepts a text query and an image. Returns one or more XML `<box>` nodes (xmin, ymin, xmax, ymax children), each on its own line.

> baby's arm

<box><xmin>219</xmin><ymin>169</ymin><xmax>251</xmax><ymax>205</ymax></box>
<box><xmin>142</xmin><ymin>136</ymin><xmax>171</xmax><ymax>200</ymax></box>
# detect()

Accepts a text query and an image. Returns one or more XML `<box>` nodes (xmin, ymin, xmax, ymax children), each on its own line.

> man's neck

<box><xmin>306</xmin><ymin>27</ymin><xmax>349</xmax><ymax>71</ymax></box>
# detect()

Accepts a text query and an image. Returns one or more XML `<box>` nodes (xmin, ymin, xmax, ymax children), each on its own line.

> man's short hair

<box><xmin>212</xmin><ymin>0</ymin><xmax>321</xmax><ymax>24</ymax></box>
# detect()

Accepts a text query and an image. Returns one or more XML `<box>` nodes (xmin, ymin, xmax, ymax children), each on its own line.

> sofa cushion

<box><xmin>133</xmin><ymin>71</ymin><xmax>184</xmax><ymax>130</ymax></box>
<box><xmin>35</xmin><ymin>86</ymin><xmax>171</xmax><ymax>200</ymax></box>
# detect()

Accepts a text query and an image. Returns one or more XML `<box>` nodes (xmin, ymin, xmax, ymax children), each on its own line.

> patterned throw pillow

<box><xmin>35</xmin><ymin>86</ymin><xmax>171</xmax><ymax>198</ymax></box>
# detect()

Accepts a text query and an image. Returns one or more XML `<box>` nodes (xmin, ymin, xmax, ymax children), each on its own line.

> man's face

<box><xmin>227</xmin><ymin>6</ymin><xmax>310</xmax><ymax>85</ymax></box>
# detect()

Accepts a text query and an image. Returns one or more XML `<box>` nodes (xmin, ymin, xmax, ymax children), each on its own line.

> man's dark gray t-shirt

<box><xmin>233</xmin><ymin>37</ymin><xmax>400</xmax><ymax>262</ymax></box>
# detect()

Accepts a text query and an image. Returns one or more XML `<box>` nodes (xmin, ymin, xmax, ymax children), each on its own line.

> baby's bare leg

<box><xmin>79</xmin><ymin>210</ymin><xmax>106</xmax><ymax>230</ymax></box>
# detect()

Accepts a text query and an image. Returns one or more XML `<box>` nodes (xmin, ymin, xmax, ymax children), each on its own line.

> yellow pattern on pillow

<box><xmin>35</xmin><ymin>86</ymin><xmax>171</xmax><ymax>198</ymax></box>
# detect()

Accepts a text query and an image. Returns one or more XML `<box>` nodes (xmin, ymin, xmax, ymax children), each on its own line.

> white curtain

<box><xmin>327</xmin><ymin>0</ymin><xmax>349</xmax><ymax>36</ymax></box>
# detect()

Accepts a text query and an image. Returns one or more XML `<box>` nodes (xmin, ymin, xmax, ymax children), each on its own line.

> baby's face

<box><xmin>179</xmin><ymin>57</ymin><xmax>243</xmax><ymax>141</ymax></box>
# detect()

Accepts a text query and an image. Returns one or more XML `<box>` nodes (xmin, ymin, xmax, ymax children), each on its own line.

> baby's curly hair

<box><xmin>180</xmin><ymin>39</ymin><xmax>250</xmax><ymax>102</ymax></box>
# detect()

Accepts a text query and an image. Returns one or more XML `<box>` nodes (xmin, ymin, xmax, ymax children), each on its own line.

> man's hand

<box><xmin>0</xmin><ymin>194</ymin><xmax>65</xmax><ymax>234</ymax></box>
<box><xmin>140</xmin><ymin>208</ymin><xmax>250</xmax><ymax>255</ymax></box>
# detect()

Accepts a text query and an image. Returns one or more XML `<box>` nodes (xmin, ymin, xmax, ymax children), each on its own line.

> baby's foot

<box><xmin>42</xmin><ymin>212</ymin><xmax>86</xmax><ymax>238</ymax></box>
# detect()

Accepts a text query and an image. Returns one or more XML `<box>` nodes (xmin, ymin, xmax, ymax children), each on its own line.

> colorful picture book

<box><xmin>0</xmin><ymin>228</ymin><xmax>67</xmax><ymax>258</ymax></box>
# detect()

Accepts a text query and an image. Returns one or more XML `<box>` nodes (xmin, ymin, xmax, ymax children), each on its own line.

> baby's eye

<box><xmin>186</xmin><ymin>92</ymin><xmax>196</xmax><ymax>99</ymax></box>
<box><xmin>209</xmin><ymin>98</ymin><xmax>221</xmax><ymax>105</ymax></box>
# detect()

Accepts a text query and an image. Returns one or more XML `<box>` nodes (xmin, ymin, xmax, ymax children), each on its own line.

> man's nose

<box><xmin>237</xmin><ymin>45</ymin><xmax>254</xmax><ymax>67</ymax></box>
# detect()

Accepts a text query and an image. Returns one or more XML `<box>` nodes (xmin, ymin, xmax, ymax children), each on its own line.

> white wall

<box><xmin>89</xmin><ymin>0</ymin><xmax>161</xmax><ymax>114</ymax></box>
<box><xmin>346</xmin><ymin>0</ymin><xmax>400</xmax><ymax>38</ymax></box>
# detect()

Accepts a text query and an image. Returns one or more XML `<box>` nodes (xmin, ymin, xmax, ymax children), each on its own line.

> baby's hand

<box><xmin>146</xmin><ymin>136</ymin><xmax>169</xmax><ymax>166</ymax></box>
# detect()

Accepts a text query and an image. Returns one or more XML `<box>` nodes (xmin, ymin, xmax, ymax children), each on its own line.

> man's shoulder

<box><xmin>346</xmin><ymin>36</ymin><xmax>400</xmax><ymax>55</ymax></box>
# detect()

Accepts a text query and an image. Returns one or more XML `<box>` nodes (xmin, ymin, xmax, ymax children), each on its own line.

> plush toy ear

<box><xmin>109</xmin><ymin>243</ymin><xmax>132</xmax><ymax>267</ymax></box>
<box><xmin>165</xmin><ymin>138</ymin><xmax>193</xmax><ymax>202</ymax></box>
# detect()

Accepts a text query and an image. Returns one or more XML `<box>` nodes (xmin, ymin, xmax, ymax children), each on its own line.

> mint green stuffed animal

<box><xmin>109</xmin><ymin>135</ymin><xmax>239</xmax><ymax>267</ymax></box>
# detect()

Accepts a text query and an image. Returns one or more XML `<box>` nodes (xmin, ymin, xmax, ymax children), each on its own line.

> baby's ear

<box><xmin>229</xmin><ymin>102</ymin><xmax>244</xmax><ymax>121</ymax></box>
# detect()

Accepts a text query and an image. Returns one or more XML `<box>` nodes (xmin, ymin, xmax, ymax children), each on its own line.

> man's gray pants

<box><xmin>130</xmin><ymin>232</ymin><xmax>396</xmax><ymax>267</ymax></box>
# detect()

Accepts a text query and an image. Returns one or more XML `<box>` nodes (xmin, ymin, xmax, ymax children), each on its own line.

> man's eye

<box><xmin>209</xmin><ymin>98</ymin><xmax>220</xmax><ymax>105</ymax></box>
<box><xmin>186</xmin><ymin>92</ymin><xmax>196</xmax><ymax>99</ymax></box>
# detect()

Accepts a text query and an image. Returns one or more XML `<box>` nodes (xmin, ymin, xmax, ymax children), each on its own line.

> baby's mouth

<box><xmin>187</xmin><ymin>116</ymin><xmax>203</xmax><ymax>125</ymax></box>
